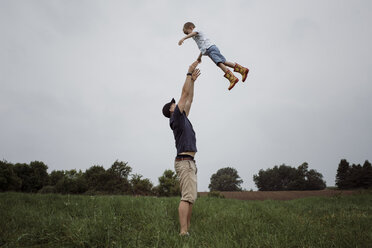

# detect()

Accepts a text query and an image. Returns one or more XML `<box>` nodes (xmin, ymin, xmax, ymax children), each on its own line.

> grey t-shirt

<box><xmin>170</xmin><ymin>105</ymin><xmax>197</xmax><ymax>155</ymax></box>
<box><xmin>192</xmin><ymin>29</ymin><xmax>214</xmax><ymax>54</ymax></box>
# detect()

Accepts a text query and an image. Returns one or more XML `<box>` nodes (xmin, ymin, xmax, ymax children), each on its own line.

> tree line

<box><xmin>335</xmin><ymin>159</ymin><xmax>372</xmax><ymax>189</ymax></box>
<box><xmin>1</xmin><ymin>158</ymin><xmax>371</xmax><ymax>194</ymax></box>
<box><xmin>208</xmin><ymin>159</ymin><xmax>371</xmax><ymax>192</ymax></box>
<box><xmin>253</xmin><ymin>162</ymin><xmax>326</xmax><ymax>191</ymax></box>
<box><xmin>0</xmin><ymin>160</ymin><xmax>180</xmax><ymax>196</ymax></box>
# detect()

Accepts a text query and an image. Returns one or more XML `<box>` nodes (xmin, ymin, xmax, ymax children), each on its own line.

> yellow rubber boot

<box><xmin>234</xmin><ymin>63</ymin><xmax>249</xmax><ymax>82</ymax></box>
<box><xmin>224</xmin><ymin>70</ymin><xmax>239</xmax><ymax>90</ymax></box>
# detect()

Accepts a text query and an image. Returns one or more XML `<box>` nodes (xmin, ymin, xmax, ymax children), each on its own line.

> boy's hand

<box><xmin>178</xmin><ymin>39</ymin><xmax>184</xmax><ymax>46</ymax></box>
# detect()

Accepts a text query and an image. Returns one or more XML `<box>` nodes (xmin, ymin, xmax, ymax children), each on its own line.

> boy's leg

<box><xmin>218</xmin><ymin>62</ymin><xmax>229</xmax><ymax>73</ymax></box>
<box><xmin>233</xmin><ymin>63</ymin><xmax>249</xmax><ymax>82</ymax></box>
<box><xmin>222</xmin><ymin>61</ymin><xmax>249</xmax><ymax>82</ymax></box>
<box><xmin>206</xmin><ymin>45</ymin><xmax>239</xmax><ymax>90</ymax></box>
<box><xmin>223</xmin><ymin>61</ymin><xmax>236</xmax><ymax>68</ymax></box>
<box><xmin>217</xmin><ymin>61</ymin><xmax>238</xmax><ymax>72</ymax></box>
<box><xmin>219</xmin><ymin>62</ymin><xmax>239</xmax><ymax>90</ymax></box>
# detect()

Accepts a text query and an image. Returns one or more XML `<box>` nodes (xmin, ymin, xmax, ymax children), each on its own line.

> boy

<box><xmin>178</xmin><ymin>22</ymin><xmax>249</xmax><ymax>90</ymax></box>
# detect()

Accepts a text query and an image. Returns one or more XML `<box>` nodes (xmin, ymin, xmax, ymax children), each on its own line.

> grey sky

<box><xmin>1</xmin><ymin>0</ymin><xmax>371</xmax><ymax>191</ymax></box>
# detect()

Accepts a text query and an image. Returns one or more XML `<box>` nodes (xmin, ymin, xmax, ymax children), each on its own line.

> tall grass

<box><xmin>0</xmin><ymin>192</ymin><xmax>371</xmax><ymax>247</ymax></box>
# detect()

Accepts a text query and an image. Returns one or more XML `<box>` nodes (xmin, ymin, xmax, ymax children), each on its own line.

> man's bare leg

<box><xmin>178</xmin><ymin>201</ymin><xmax>190</xmax><ymax>234</ymax></box>
<box><xmin>187</xmin><ymin>204</ymin><xmax>193</xmax><ymax>230</ymax></box>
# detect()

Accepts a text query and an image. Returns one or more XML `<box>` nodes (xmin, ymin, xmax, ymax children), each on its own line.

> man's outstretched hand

<box><xmin>192</xmin><ymin>69</ymin><xmax>201</xmax><ymax>81</ymax></box>
<box><xmin>188</xmin><ymin>61</ymin><xmax>199</xmax><ymax>74</ymax></box>
<box><xmin>188</xmin><ymin>61</ymin><xmax>201</xmax><ymax>81</ymax></box>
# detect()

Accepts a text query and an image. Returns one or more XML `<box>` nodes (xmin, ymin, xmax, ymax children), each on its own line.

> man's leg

<box><xmin>187</xmin><ymin>203</ymin><xmax>193</xmax><ymax>230</ymax></box>
<box><xmin>178</xmin><ymin>200</ymin><xmax>190</xmax><ymax>234</ymax></box>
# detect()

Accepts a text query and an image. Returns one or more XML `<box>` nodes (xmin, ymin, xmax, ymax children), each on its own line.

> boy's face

<box><xmin>183</xmin><ymin>27</ymin><xmax>193</xmax><ymax>35</ymax></box>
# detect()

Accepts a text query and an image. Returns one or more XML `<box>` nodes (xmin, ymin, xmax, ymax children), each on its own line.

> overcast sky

<box><xmin>1</xmin><ymin>0</ymin><xmax>371</xmax><ymax>191</ymax></box>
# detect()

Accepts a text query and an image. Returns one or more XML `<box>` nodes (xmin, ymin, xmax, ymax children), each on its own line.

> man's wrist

<box><xmin>187</xmin><ymin>72</ymin><xmax>192</xmax><ymax>76</ymax></box>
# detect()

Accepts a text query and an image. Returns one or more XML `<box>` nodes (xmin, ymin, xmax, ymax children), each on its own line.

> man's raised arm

<box><xmin>178</xmin><ymin>61</ymin><xmax>201</xmax><ymax>116</ymax></box>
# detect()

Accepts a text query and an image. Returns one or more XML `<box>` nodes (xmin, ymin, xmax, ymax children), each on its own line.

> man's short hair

<box><xmin>183</xmin><ymin>22</ymin><xmax>195</xmax><ymax>29</ymax></box>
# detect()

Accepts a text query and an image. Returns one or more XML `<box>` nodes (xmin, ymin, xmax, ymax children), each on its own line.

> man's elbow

<box><xmin>186</xmin><ymin>99</ymin><xmax>193</xmax><ymax>107</ymax></box>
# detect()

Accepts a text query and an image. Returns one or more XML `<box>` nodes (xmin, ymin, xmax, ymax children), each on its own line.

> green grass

<box><xmin>0</xmin><ymin>192</ymin><xmax>371</xmax><ymax>248</ymax></box>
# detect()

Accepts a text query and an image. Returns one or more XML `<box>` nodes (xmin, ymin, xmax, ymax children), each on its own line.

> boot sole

<box><xmin>228</xmin><ymin>78</ymin><xmax>239</xmax><ymax>90</ymax></box>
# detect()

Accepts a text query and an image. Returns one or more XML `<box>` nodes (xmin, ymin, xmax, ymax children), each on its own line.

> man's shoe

<box><xmin>224</xmin><ymin>70</ymin><xmax>239</xmax><ymax>90</ymax></box>
<box><xmin>234</xmin><ymin>63</ymin><xmax>249</xmax><ymax>82</ymax></box>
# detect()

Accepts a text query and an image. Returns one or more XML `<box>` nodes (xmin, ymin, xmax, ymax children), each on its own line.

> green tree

<box><xmin>253</xmin><ymin>167</ymin><xmax>277</xmax><ymax>191</ymax></box>
<box><xmin>349</xmin><ymin>164</ymin><xmax>363</xmax><ymax>188</ymax></box>
<box><xmin>13</xmin><ymin>163</ymin><xmax>33</xmax><ymax>192</ymax></box>
<box><xmin>84</xmin><ymin>165</ymin><xmax>112</xmax><ymax>193</ymax></box>
<box><xmin>155</xmin><ymin>169</ymin><xmax>180</xmax><ymax>197</ymax></box>
<box><xmin>361</xmin><ymin>160</ymin><xmax>372</xmax><ymax>189</ymax></box>
<box><xmin>108</xmin><ymin>160</ymin><xmax>132</xmax><ymax>179</ymax></box>
<box><xmin>254</xmin><ymin>163</ymin><xmax>325</xmax><ymax>191</ymax></box>
<box><xmin>106</xmin><ymin>161</ymin><xmax>132</xmax><ymax>194</ymax></box>
<box><xmin>54</xmin><ymin>170</ymin><xmax>87</xmax><ymax>194</ymax></box>
<box><xmin>336</xmin><ymin>159</ymin><xmax>372</xmax><ymax>189</ymax></box>
<box><xmin>305</xmin><ymin>169</ymin><xmax>326</xmax><ymax>190</ymax></box>
<box><xmin>84</xmin><ymin>161</ymin><xmax>132</xmax><ymax>194</ymax></box>
<box><xmin>130</xmin><ymin>174</ymin><xmax>153</xmax><ymax>195</ymax></box>
<box><xmin>253</xmin><ymin>165</ymin><xmax>288</xmax><ymax>191</ymax></box>
<box><xmin>29</xmin><ymin>161</ymin><xmax>49</xmax><ymax>191</ymax></box>
<box><xmin>209</xmin><ymin>167</ymin><xmax>243</xmax><ymax>191</ymax></box>
<box><xmin>335</xmin><ymin>159</ymin><xmax>350</xmax><ymax>189</ymax></box>
<box><xmin>49</xmin><ymin>170</ymin><xmax>65</xmax><ymax>186</ymax></box>
<box><xmin>0</xmin><ymin>160</ymin><xmax>21</xmax><ymax>191</ymax></box>
<box><xmin>13</xmin><ymin>161</ymin><xmax>49</xmax><ymax>192</ymax></box>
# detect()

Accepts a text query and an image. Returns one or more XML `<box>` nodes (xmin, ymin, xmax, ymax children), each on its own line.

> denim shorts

<box><xmin>205</xmin><ymin>45</ymin><xmax>226</xmax><ymax>65</ymax></box>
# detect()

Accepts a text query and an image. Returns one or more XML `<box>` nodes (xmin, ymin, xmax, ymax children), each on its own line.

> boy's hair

<box><xmin>183</xmin><ymin>22</ymin><xmax>195</xmax><ymax>29</ymax></box>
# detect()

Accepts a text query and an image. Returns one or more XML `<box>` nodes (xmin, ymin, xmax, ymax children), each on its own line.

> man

<box><xmin>162</xmin><ymin>60</ymin><xmax>201</xmax><ymax>236</ymax></box>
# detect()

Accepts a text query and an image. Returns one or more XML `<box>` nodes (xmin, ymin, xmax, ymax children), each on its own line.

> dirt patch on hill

<box><xmin>198</xmin><ymin>190</ymin><xmax>356</xmax><ymax>201</ymax></box>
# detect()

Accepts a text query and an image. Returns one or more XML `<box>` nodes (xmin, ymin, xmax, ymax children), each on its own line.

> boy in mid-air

<box><xmin>178</xmin><ymin>22</ymin><xmax>249</xmax><ymax>90</ymax></box>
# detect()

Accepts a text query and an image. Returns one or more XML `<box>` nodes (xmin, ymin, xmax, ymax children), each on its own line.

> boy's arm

<box><xmin>197</xmin><ymin>52</ymin><xmax>202</xmax><ymax>63</ymax></box>
<box><xmin>178</xmin><ymin>32</ymin><xmax>198</xmax><ymax>46</ymax></box>
<box><xmin>178</xmin><ymin>61</ymin><xmax>201</xmax><ymax>116</ymax></box>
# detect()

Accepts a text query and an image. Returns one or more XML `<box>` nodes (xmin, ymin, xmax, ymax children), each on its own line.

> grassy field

<box><xmin>199</xmin><ymin>189</ymin><xmax>356</xmax><ymax>201</ymax></box>
<box><xmin>0</xmin><ymin>192</ymin><xmax>371</xmax><ymax>248</ymax></box>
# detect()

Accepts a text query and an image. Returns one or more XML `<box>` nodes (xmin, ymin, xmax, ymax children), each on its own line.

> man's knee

<box><xmin>181</xmin><ymin>199</ymin><xmax>193</xmax><ymax>205</ymax></box>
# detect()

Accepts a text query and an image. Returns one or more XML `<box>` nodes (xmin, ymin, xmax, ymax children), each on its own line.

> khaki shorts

<box><xmin>174</xmin><ymin>160</ymin><xmax>197</xmax><ymax>204</ymax></box>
